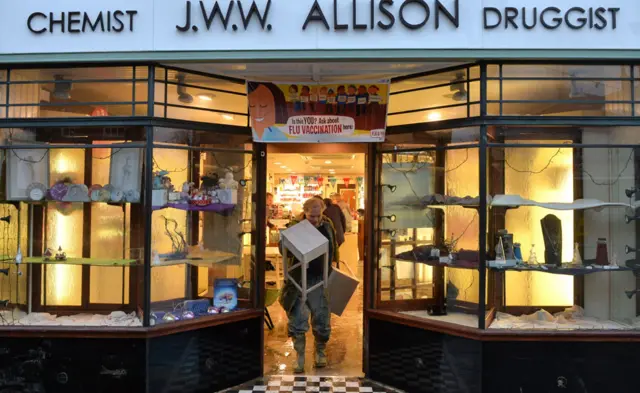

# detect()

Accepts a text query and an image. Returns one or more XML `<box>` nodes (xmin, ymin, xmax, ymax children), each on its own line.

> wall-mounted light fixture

<box><xmin>381</xmin><ymin>184</ymin><xmax>397</xmax><ymax>193</ymax></box>
<box><xmin>626</xmin><ymin>245</ymin><xmax>636</xmax><ymax>254</ymax></box>
<box><xmin>625</xmin><ymin>214</ymin><xmax>640</xmax><ymax>224</ymax></box>
<box><xmin>380</xmin><ymin>214</ymin><xmax>397</xmax><ymax>223</ymax></box>
<box><xmin>626</xmin><ymin>188</ymin><xmax>638</xmax><ymax>198</ymax></box>
<box><xmin>382</xmin><ymin>229</ymin><xmax>397</xmax><ymax>238</ymax></box>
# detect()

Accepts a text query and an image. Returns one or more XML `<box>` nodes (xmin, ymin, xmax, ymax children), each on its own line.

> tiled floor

<box><xmin>222</xmin><ymin>375</ymin><xmax>404</xmax><ymax>393</ymax></box>
<box><xmin>264</xmin><ymin>233</ymin><xmax>364</xmax><ymax>377</ymax></box>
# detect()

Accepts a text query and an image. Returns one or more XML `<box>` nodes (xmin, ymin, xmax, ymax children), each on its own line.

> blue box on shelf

<box><xmin>213</xmin><ymin>278</ymin><xmax>238</xmax><ymax>311</ymax></box>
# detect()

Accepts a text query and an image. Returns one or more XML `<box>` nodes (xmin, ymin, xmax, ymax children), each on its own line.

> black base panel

<box><xmin>0</xmin><ymin>336</ymin><xmax>145</xmax><ymax>393</ymax></box>
<box><xmin>0</xmin><ymin>316</ymin><xmax>262</xmax><ymax>393</ymax></box>
<box><xmin>368</xmin><ymin>317</ymin><xmax>640</xmax><ymax>393</ymax></box>
<box><xmin>367</xmin><ymin>319</ymin><xmax>481</xmax><ymax>393</ymax></box>
<box><xmin>148</xmin><ymin>317</ymin><xmax>263</xmax><ymax>393</ymax></box>
<box><xmin>483</xmin><ymin>341</ymin><xmax>640</xmax><ymax>393</ymax></box>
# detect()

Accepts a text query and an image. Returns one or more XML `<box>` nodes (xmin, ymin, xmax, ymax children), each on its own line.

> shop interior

<box><xmin>263</xmin><ymin>144</ymin><xmax>366</xmax><ymax>375</ymax></box>
<box><xmin>0</xmin><ymin>62</ymin><xmax>639</xmax><ymax>379</ymax></box>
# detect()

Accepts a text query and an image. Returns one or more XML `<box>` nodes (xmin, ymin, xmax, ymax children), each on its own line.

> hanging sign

<box><xmin>290</xmin><ymin>175</ymin><xmax>298</xmax><ymax>184</ymax></box>
<box><xmin>248</xmin><ymin>81</ymin><xmax>389</xmax><ymax>143</ymax></box>
<box><xmin>343</xmin><ymin>177</ymin><xmax>351</xmax><ymax>187</ymax></box>
<box><xmin>317</xmin><ymin>176</ymin><xmax>324</xmax><ymax>186</ymax></box>
<box><xmin>328</xmin><ymin>177</ymin><xmax>337</xmax><ymax>187</ymax></box>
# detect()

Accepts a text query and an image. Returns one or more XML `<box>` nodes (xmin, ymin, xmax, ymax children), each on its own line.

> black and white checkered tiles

<box><xmin>222</xmin><ymin>375</ymin><xmax>405</xmax><ymax>393</ymax></box>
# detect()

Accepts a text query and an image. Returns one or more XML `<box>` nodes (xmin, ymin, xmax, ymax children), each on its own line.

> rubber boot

<box><xmin>292</xmin><ymin>335</ymin><xmax>305</xmax><ymax>374</ymax></box>
<box><xmin>315</xmin><ymin>341</ymin><xmax>327</xmax><ymax>368</ymax></box>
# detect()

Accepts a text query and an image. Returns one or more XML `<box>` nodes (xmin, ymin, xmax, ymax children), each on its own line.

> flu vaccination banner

<box><xmin>248</xmin><ymin>81</ymin><xmax>389</xmax><ymax>143</ymax></box>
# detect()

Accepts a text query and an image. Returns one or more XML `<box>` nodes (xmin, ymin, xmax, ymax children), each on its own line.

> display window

<box><xmin>487</xmin><ymin>126</ymin><xmax>640</xmax><ymax>330</ymax></box>
<box><xmin>0</xmin><ymin>66</ymin><xmax>149</xmax><ymax>118</ymax></box>
<box><xmin>375</xmin><ymin>127</ymin><xmax>482</xmax><ymax>328</ymax></box>
<box><xmin>149</xmin><ymin>127</ymin><xmax>255</xmax><ymax>325</ymax></box>
<box><xmin>375</xmin><ymin>63</ymin><xmax>640</xmax><ymax>333</ymax></box>
<box><xmin>0</xmin><ymin>126</ymin><xmax>147</xmax><ymax>326</ymax></box>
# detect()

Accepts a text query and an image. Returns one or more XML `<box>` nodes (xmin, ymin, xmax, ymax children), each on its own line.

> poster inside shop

<box><xmin>248</xmin><ymin>81</ymin><xmax>389</xmax><ymax>143</ymax></box>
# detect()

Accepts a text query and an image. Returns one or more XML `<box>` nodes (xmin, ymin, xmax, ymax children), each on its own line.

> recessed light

<box><xmin>197</xmin><ymin>94</ymin><xmax>214</xmax><ymax>101</ymax></box>
<box><xmin>427</xmin><ymin>112</ymin><xmax>442</xmax><ymax>121</ymax></box>
<box><xmin>222</xmin><ymin>114</ymin><xmax>234</xmax><ymax>120</ymax></box>
<box><xmin>325</xmin><ymin>160</ymin><xmax>332</xmax><ymax>164</ymax></box>
<box><xmin>281</xmin><ymin>166</ymin><xmax>287</xmax><ymax>169</ymax></box>
<box><xmin>274</xmin><ymin>162</ymin><xmax>281</xmax><ymax>165</ymax></box>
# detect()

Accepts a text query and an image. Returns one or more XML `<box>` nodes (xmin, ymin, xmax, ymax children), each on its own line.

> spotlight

<box><xmin>380</xmin><ymin>214</ymin><xmax>397</xmax><ymax>223</ymax></box>
<box><xmin>625</xmin><ymin>289</ymin><xmax>638</xmax><ymax>299</ymax></box>
<box><xmin>0</xmin><ymin>215</ymin><xmax>10</xmax><ymax>224</ymax></box>
<box><xmin>626</xmin><ymin>188</ymin><xmax>638</xmax><ymax>198</ymax></box>
<box><xmin>239</xmin><ymin>179</ymin><xmax>248</xmax><ymax>187</ymax></box>
<box><xmin>381</xmin><ymin>184</ymin><xmax>397</xmax><ymax>193</ymax></box>
<box><xmin>0</xmin><ymin>268</ymin><xmax>8</xmax><ymax>276</ymax></box>
<box><xmin>626</xmin><ymin>245</ymin><xmax>636</xmax><ymax>254</ymax></box>
<box><xmin>625</xmin><ymin>214</ymin><xmax>640</xmax><ymax>224</ymax></box>
<box><xmin>0</xmin><ymin>300</ymin><xmax>8</xmax><ymax>307</ymax></box>
<box><xmin>382</xmin><ymin>229</ymin><xmax>397</xmax><ymax>237</ymax></box>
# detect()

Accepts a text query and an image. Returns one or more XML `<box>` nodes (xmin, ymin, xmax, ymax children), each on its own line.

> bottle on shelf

<box><xmin>572</xmin><ymin>242</ymin><xmax>582</xmax><ymax>265</ymax></box>
<box><xmin>595</xmin><ymin>238</ymin><xmax>609</xmax><ymax>266</ymax></box>
<box><xmin>513</xmin><ymin>243</ymin><xmax>523</xmax><ymax>261</ymax></box>
<box><xmin>527</xmin><ymin>244</ymin><xmax>538</xmax><ymax>265</ymax></box>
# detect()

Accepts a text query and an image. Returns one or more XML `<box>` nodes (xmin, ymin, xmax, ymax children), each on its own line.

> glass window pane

<box><xmin>387</xmin><ymin>105</ymin><xmax>469</xmax><ymax>126</ymax></box>
<box><xmin>149</xmin><ymin>127</ymin><xmax>254</xmax><ymax>325</ymax></box>
<box><xmin>502</xmin><ymin>65</ymin><xmax>631</xmax><ymax>79</ymax></box>
<box><xmin>391</xmin><ymin>68</ymin><xmax>468</xmax><ymax>94</ymax></box>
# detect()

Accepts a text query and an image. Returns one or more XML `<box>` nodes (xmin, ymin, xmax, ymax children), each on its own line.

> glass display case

<box><xmin>375</xmin><ymin>127</ymin><xmax>482</xmax><ymax>328</ymax></box>
<box><xmin>373</xmin><ymin>63</ymin><xmax>640</xmax><ymax>332</ymax></box>
<box><xmin>486</xmin><ymin>126</ymin><xmax>640</xmax><ymax>331</ymax></box>
<box><xmin>0</xmin><ymin>126</ymin><xmax>147</xmax><ymax>327</ymax></box>
<box><xmin>149</xmin><ymin>127</ymin><xmax>255</xmax><ymax>325</ymax></box>
<box><xmin>0</xmin><ymin>65</ymin><xmax>259</xmax><ymax>330</ymax></box>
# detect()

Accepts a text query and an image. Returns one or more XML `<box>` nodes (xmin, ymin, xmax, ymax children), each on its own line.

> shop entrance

<box><xmin>263</xmin><ymin>143</ymin><xmax>367</xmax><ymax>376</ymax></box>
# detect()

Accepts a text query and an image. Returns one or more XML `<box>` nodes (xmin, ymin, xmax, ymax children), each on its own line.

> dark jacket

<box><xmin>323</xmin><ymin>204</ymin><xmax>346</xmax><ymax>246</ymax></box>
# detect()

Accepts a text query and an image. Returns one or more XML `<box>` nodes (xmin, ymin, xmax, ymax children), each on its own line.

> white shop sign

<box><xmin>0</xmin><ymin>0</ymin><xmax>638</xmax><ymax>54</ymax></box>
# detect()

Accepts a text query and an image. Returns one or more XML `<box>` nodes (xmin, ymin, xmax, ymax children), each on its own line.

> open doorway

<box><xmin>263</xmin><ymin>143</ymin><xmax>366</xmax><ymax>377</ymax></box>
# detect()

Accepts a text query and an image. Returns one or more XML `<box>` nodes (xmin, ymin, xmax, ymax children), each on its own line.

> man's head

<box><xmin>330</xmin><ymin>193</ymin><xmax>340</xmax><ymax>203</ymax></box>
<box><xmin>303</xmin><ymin>197</ymin><xmax>325</xmax><ymax>227</ymax></box>
<box><xmin>266</xmin><ymin>193</ymin><xmax>274</xmax><ymax>206</ymax></box>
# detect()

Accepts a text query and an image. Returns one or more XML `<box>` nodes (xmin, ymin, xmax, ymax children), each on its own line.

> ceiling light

<box><xmin>427</xmin><ymin>112</ymin><xmax>442</xmax><ymax>121</ymax></box>
<box><xmin>274</xmin><ymin>162</ymin><xmax>281</xmax><ymax>165</ymax></box>
<box><xmin>325</xmin><ymin>160</ymin><xmax>332</xmax><ymax>164</ymax></box>
<box><xmin>329</xmin><ymin>169</ymin><xmax>335</xmax><ymax>172</ymax></box>
<box><xmin>222</xmin><ymin>114</ymin><xmax>234</xmax><ymax>120</ymax></box>
<box><xmin>281</xmin><ymin>166</ymin><xmax>287</xmax><ymax>169</ymax></box>
<box><xmin>197</xmin><ymin>94</ymin><xmax>214</xmax><ymax>101</ymax></box>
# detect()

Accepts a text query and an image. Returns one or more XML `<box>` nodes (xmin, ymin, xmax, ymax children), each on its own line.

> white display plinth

<box><xmin>280</xmin><ymin>220</ymin><xmax>329</xmax><ymax>304</ymax></box>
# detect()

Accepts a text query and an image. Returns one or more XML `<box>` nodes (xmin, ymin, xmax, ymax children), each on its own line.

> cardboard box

<box><xmin>152</xmin><ymin>189</ymin><xmax>167</xmax><ymax>206</ymax></box>
<box><xmin>327</xmin><ymin>265</ymin><xmax>359</xmax><ymax>316</ymax></box>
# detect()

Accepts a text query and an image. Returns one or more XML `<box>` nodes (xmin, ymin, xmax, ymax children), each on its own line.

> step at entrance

<box><xmin>222</xmin><ymin>375</ymin><xmax>405</xmax><ymax>392</ymax></box>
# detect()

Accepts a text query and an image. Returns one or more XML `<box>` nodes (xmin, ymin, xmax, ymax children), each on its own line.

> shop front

<box><xmin>2</xmin><ymin>1</ymin><xmax>640</xmax><ymax>392</ymax></box>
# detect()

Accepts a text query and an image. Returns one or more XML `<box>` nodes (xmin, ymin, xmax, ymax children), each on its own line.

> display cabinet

<box><xmin>0</xmin><ymin>65</ymin><xmax>263</xmax><ymax>393</ymax></box>
<box><xmin>0</xmin><ymin>126</ymin><xmax>147</xmax><ymax>327</ymax></box>
<box><xmin>374</xmin><ymin>127</ymin><xmax>482</xmax><ymax>328</ymax></box>
<box><xmin>366</xmin><ymin>63</ymin><xmax>640</xmax><ymax>393</ymax></box>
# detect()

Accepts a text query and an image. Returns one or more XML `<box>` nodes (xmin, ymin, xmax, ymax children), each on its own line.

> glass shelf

<box><xmin>21</xmin><ymin>257</ymin><xmax>137</xmax><ymax>266</ymax></box>
<box><xmin>489</xmin><ymin>262</ymin><xmax>633</xmax><ymax>276</ymax></box>
<box><xmin>152</xmin><ymin>203</ymin><xmax>236</xmax><ymax>214</ymax></box>
<box><xmin>154</xmin><ymin>249</ymin><xmax>237</xmax><ymax>267</ymax></box>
